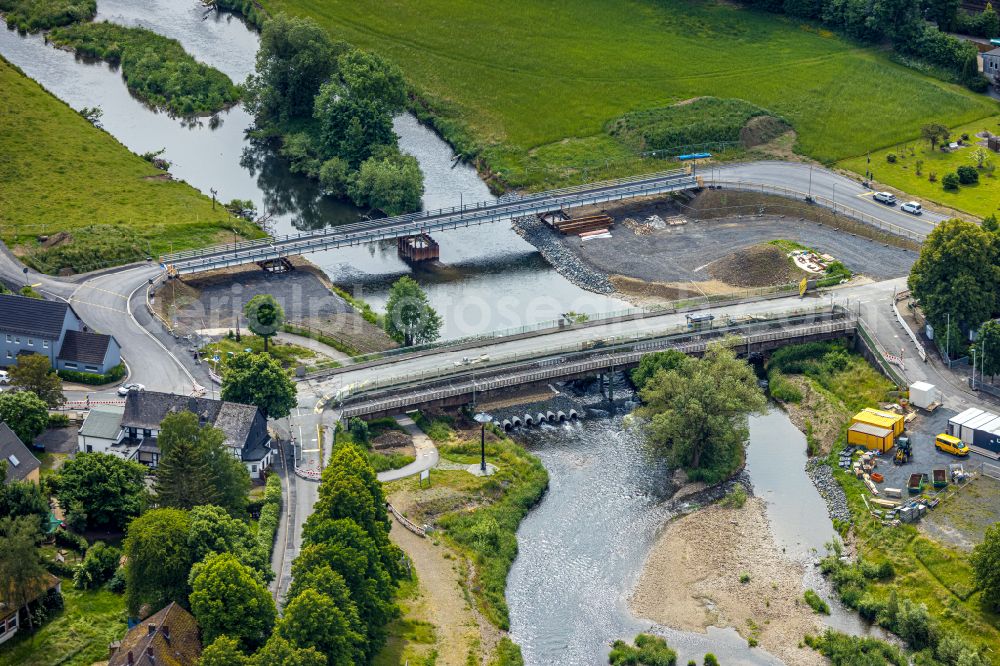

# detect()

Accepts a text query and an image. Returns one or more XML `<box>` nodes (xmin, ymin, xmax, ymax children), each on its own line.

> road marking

<box><xmin>856</xmin><ymin>192</ymin><xmax>874</xmax><ymax>198</ymax></box>
<box><xmin>67</xmin><ymin>299</ymin><xmax>126</xmax><ymax>313</ymax></box>
<box><xmin>74</xmin><ymin>283</ymin><xmax>128</xmax><ymax>300</ymax></box>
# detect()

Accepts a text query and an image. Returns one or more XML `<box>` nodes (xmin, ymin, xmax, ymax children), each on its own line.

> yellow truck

<box><xmin>935</xmin><ymin>433</ymin><xmax>969</xmax><ymax>457</ymax></box>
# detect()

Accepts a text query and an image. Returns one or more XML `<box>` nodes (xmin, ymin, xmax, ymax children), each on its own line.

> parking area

<box><xmin>871</xmin><ymin>408</ymin><xmax>967</xmax><ymax>492</ymax></box>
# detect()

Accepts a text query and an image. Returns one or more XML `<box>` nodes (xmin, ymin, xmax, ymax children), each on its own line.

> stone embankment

<box><xmin>806</xmin><ymin>458</ymin><xmax>851</xmax><ymax>523</ymax></box>
<box><xmin>512</xmin><ymin>215</ymin><xmax>614</xmax><ymax>294</ymax></box>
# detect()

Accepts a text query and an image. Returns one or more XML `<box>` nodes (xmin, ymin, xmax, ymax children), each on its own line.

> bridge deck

<box><xmin>161</xmin><ymin>168</ymin><xmax>698</xmax><ymax>274</ymax></box>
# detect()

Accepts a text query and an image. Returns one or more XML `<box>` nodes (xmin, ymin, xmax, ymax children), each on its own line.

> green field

<box><xmin>0</xmin><ymin>57</ymin><xmax>262</xmax><ymax>274</ymax></box>
<box><xmin>263</xmin><ymin>0</ymin><xmax>999</xmax><ymax>189</ymax></box>
<box><xmin>840</xmin><ymin>117</ymin><xmax>1000</xmax><ymax>219</ymax></box>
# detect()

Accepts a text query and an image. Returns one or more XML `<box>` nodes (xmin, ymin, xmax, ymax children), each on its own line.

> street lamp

<box><xmin>473</xmin><ymin>412</ymin><xmax>493</xmax><ymax>474</ymax></box>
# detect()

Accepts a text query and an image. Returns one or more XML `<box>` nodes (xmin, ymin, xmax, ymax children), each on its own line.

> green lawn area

<box><xmin>0</xmin><ymin>56</ymin><xmax>263</xmax><ymax>275</ymax></box>
<box><xmin>0</xmin><ymin>581</ymin><xmax>126</xmax><ymax>666</ymax></box>
<box><xmin>839</xmin><ymin>116</ymin><xmax>1000</xmax><ymax>219</ymax></box>
<box><xmin>264</xmin><ymin>0</ymin><xmax>999</xmax><ymax>189</ymax></box>
<box><xmin>200</xmin><ymin>335</ymin><xmax>317</xmax><ymax>373</ymax></box>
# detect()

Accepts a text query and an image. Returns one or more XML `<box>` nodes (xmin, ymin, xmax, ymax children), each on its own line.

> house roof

<box><xmin>58</xmin><ymin>330</ymin><xmax>115</xmax><ymax>366</ymax></box>
<box><xmin>0</xmin><ymin>293</ymin><xmax>69</xmax><ymax>339</ymax></box>
<box><xmin>849</xmin><ymin>421</ymin><xmax>892</xmax><ymax>438</ymax></box>
<box><xmin>108</xmin><ymin>602</ymin><xmax>202</xmax><ymax>666</ymax></box>
<box><xmin>242</xmin><ymin>439</ymin><xmax>271</xmax><ymax>463</ymax></box>
<box><xmin>79</xmin><ymin>407</ymin><xmax>125</xmax><ymax>440</ymax></box>
<box><xmin>985</xmin><ymin>47</ymin><xmax>1000</xmax><ymax>56</ymax></box>
<box><xmin>122</xmin><ymin>391</ymin><xmax>264</xmax><ymax>452</ymax></box>
<box><xmin>0</xmin><ymin>572</ymin><xmax>60</xmax><ymax>620</ymax></box>
<box><xmin>0</xmin><ymin>422</ymin><xmax>41</xmax><ymax>482</ymax></box>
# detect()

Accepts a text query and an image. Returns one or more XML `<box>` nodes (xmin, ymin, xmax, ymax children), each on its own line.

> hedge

<box><xmin>57</xmin><ymin>362</ymin><xmax>126</xmax><ymax>386</ymax></box>
<box><xmin>255</xmin><ymin>474</ymin><xmax>282</xmax><ymax>567</ymax></box>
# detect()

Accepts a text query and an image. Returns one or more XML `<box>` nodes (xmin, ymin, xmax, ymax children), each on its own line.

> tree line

<box><xmin>244</xmin><ymin>13</ymin><xmax>424</xmax><ymax>216</ymax></box>
<box><xmin>738</xmin><ymin>0</ymin><xmax>989</xmax><ymax>90</ymax></box>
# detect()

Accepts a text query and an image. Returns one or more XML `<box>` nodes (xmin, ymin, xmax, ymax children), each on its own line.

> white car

<box><xmin>117</xmin><ymin>382</ymin><xmax>145</xmax><ymax>396</ymax></box>
<box><xmin>900</xmin><ymin>201</ymin><xmax>923</xmax><ymax>215</ymax></box>
<box><xmin>0</xmin><ymin>370</ymin><xmax>8</xmax><ymax>385</ymax></box>
<box><xmin>873</xmin><ymin>192</ymin><xmax>896</xmax><ymax>205</ymax></box>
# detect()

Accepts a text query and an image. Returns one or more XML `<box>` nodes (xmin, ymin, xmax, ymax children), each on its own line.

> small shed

<box><xmin>908</xmin><ymin>382</ymin><xmax>938</xmax><ymax>409</ymax></box>
<box><xmin>947</xmin><ymin>407</ymin><xmax>984</xmax><ymax>439</ymax></box>
<box><xmin>983</xmin><ymin>47</ymin><xmax>1000</xmax><ymax>79</ymax></box>
<box><xmin>848</xmin><ymin>422</ymin><xmax>894</xmax><ymax>452</ymax></box>
<box><xmin>861</xmin><ymin>408</ymin><xmax>905</xmax><ymax>437</ymax></box>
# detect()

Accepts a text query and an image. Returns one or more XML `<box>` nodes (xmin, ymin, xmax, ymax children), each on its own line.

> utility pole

<box><xmin>946</xmin><ymin>313</ymin><xmax>951</xmax><ymax>366</ymax></box>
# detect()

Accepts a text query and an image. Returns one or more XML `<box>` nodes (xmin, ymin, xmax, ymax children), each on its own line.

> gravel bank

<box><xmin>630</xmin><ymin>496</ymin><xmax>826</xmax><ymax>666</ymax></box>
<box><xmin>512</xmin><ymin>215</ymin><xmax>614</xmax><ymax>294</ymax></box>
<box><xmin>806</xmin><ymin>458</ymin><xmax>851</xmax><ymax>523</ymax></box>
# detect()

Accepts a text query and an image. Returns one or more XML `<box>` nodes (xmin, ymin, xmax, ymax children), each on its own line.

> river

<box><xmin>0</xmin><ymin>0</ymin><xmax>624</xmax><ymax>339</ymax></box>
<box><xmin>508</xmin><ymin>406</ymin><xmax>876</xmax><ymax>665</ymax></box>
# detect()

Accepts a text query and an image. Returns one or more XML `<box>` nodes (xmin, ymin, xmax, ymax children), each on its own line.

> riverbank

<box><xmin>631</xmin><ymin>496</ymin><xmax>825</xmax><ymax>665</ymax></box>
<box><xmin>0</xmin><ymin>54</ymin><xmax>261</xmax><ymax>274</ymax></box>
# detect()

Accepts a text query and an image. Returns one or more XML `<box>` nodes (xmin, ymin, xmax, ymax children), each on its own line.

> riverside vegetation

<box><xmin>766</xmin><ymin>341</ymin><xmax>1000</xmax><ymax>663</ymax></box>
<box><xmin>0</xmin><ymin>0</ymin><xmax>94</xmax><ymax>32</ymax></box>
<box><xmin>263</xmin><ymin>0</ymin><xmax>998</xmax><ymax>190</ymax></box>
<box><xmin>0</xmin><ymin>57</ymin><xmax>262</xmax><ymax>274</ymax></box>
<box><xmin>47</xmin><ymin>22</ymin><xmax>240</xmax><ymax>116</ymax></box>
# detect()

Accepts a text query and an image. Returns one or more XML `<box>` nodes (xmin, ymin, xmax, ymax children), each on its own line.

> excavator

<box><xmin>893</xmin><ymin>436</ymin><xmax>912</xmax><ymax>465</ymax></box>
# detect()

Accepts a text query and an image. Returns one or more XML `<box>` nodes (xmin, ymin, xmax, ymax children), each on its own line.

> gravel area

<box><xmin>513</xmin><ymin>196</ymin><xmax>917</xmax><ymax>298</ymax></box>
<box><xmin>806</xmin><ymin>459</ymin><xmax>851</xmax><ymax>523</ymax></box>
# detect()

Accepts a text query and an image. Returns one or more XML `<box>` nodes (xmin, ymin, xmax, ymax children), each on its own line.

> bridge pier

<box><xmin>397</xmin><ymin>234</ymin><xmax>440</xmax><ymax>262</ymax></box>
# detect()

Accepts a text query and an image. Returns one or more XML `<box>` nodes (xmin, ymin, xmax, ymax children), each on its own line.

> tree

<box><xmin>336</xmin><ymin>49</ymin><xmax>407</xmax><ymax>111</ymax></box>
<box><xmin>980</xmin><ymin>320</ymin><xmax>1000</xmax><ymax>379</ymax></box>
<box><xmin>0</xmin><ymin>464</ymin><xmax>48</xmax><ymax>525</ymax></box>
<box><xmin>123</xmin><ymin>508</ymin><xmax>193</xmax><ymax>617</ymax></box>
<box><xmin>277</xmin><ymin>588</ymin><xmax>364</xmax><ymax>665</ymax></box>
<box><xmin>9</xmin><ymin>353</ymin><xmax>64</xmax><ymax>407</ymax></box>
<box><xmin>942</xmin><ymin>172</ymin><xmax>961</xmax><ymax>191</ymax></box>
<box><xmin>187</xmin><ymin>505</ymin><xmax>260</xmax><ymax>570</ymax></box>
<box><xmin>924</xmin><ymin>0</ymin><xmax>960</xmax><ymax>30</ymax></box>
<box><xmin>313</xmin><ymin>83</ymin><xmax>397</xmax><ymax>167</ymax></box>
<box><xmin>285</xmin><ymin>565</ymin><xmax>364</xmax><ymax>647</ymax></box>
<box><xmin>200</xmin><ymin>636</ymin><xmax>250</xmax><ymax>666</ymax></box>
<box><xmin>56</xmin><ymin>453</ymin><xmax>147</xmax><ymax>530</ymax></box>
<box><xmin>921</xmin><ymin>123</ymin><xmax>950</xmax><ymax>150</ymax></box>
<box><xmin>908</xmin><ymin>219</ymin><xmax>1000</xmax><ymax>343</ymax></box>
<box><xmin>0</xmin><ymin>516</ymin><xmax>46</xmax><ymax>629</ymax></box>
<box><xmin>318</xmin><ymin>157</ymin><xmax>352</xmax><ymax>197</ymax></box>
<box><xmin>155</xmin><ymin>413</ymin><xmax>250</xmax><ymax>517</ymax></box>
<box><xmin>630</xmin><ymin>349</ymin><xmax>687</xmax><ymax>392</ymax></box>
<box><xmin>983</xmin><ymin>214</ymin><xmax>999</xmax><ymax>233</ymax></box>
<box><xmin>349</xmin><ymin>153</ymin><xmax>424</xmax><ymax>215</ymax></box>
<box><xmin>243</xmin><ymin>294</ymin><xmax>284</xmax><ymax>352</ymax></box>
<box><xmin>73</xmin><ymin>541</ymin><xmax>121</xmax><ymax>590</ymax></box>
<box><xmin>383</xmin><ymin>276</ymin><xmax>441</xmax><ymax>347</ymax></box>
<box><xmin>956</xmin><ymin>165</ymin><xmax>979</xmax><ymax>185</ymax></box>
<box><xmin>190</xmin><ymin>553</ymin><xmax>276</xmax><ymax>650</ymax></box>
<box><xmin>244</xmin><ymin>13</ymin><xmax>344</xmax><ymax>123</ymax></box>
<box><xmin>972</xmin><ymin>522</ymin><xmax>1000</xmax><ymax>610</ymax></box>
<box><xmin>971</xmin><ymin>147</ymin><xmax>991</xmax><ymax>169</ymax></box>
<box><xmin>0</xmin><ymin>390</ymin><xmax>49</xmax><ymax>446</ymax></box>
<box><xmin>221</xmin><ymin>352</ymin><xmax>297</xmax><ymax>419</ymax></box>
<box><xmin>638</xmin><ymin>340</ymin><xmax>767</xmax><ymax>482</ymax></box>
<box><xmin>251</xmin><ymin>635</ymin><xmax>327</xmax><ymax>666</ymax></box>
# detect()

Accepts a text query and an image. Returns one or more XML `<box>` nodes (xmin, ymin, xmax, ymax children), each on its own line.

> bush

<box><xmin>704</xmin><ymin>655</ymin><xmax>719</xmax><ymax>666</ymax></box>
<box><xmin>768</xmin><ymin>370</ymin><xmax>803</xmax><ymax>402</ymax></box>
<box><xmin>929</xmin><ymin>171</ymin><xmax>937</xmax><ymax>182</ymax></box>
<box><xmin>886</xmin><ymin>153</ymin><xmax>897</xmax><ymax>163</ymax></box>
<box><xmin>609</xmin><ymin>634</ymin><xmax>677</xmax><ymax>666</ymax></box>
<box><xmin>720</xmin><ymin>485</ymin><xmax>747</xmax><ymax>509</ymax></box>
<box><xmin>54</xmin><ymin>528</ymin><xmax>89</xmax><ymax>553</ymax></box>
<box><xmin>956</xmin><ymin>165</ymin><xmax>979</xmax><ymax>185</ymax></box>
<box><xmin>73</xmin><ymin>541</ymin><xmax>121</xmax><ymax>589</ymax></box>
<box><xmin>57</xmin><ymin>362</ymin><xmax>126</xmax><ymax>386</ymax></box>
<box><xmin>0</xmin><ymin>0</ymin><xmax>96</xmax><ymax>32</ymax></box>
<box><xmin>942</xmin><ymin>172</ymin><xmax>960</xmax><ymax>191</ymax></box>
<box><xmin>896</xmin><ymin>599</ymin><xmax>934</xmax><ymax>649</ymax></box>
<box><xmin>349</xmin><ymin>417</ymin><xmax>370</xmax><ymax>444</ymax></box>
<box><xmin>804</xmin><ymin>589</ymin><xmax>830</xmax><ymax>614</ymax></box>
<box><xmin>48</xmin><ymin>412</ymin><xmax>70</xmax><ymax>428</ymax></box>
<box><xmin>255</xmin><ymin>474</ymin><xmax>282</xmax><ymax>565</ymax></box>
<box><xmin>807</xmin><ymin>630</ymin><xmax>907</xmax><ymax>665</ymax></box>
<box><xmin>106</xmin><ymin>567</ymin><xmax>126</xmax><ymax>593</ymax></box>
<box><xmin>739</xmin><ymin>572</ymin><xmax>751</xmax><ymax>584</ymax></box>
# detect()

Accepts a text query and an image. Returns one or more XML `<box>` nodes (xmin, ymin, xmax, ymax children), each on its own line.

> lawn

<box><xmin>0</xmin><ymin>57</ymin><xmax>263</xmax><ymax>275</ymax></box>
<box><xmin>0</xmin><ymin>581</ymin><xmax>126</xmax><ymax>666</ymax></box>
<box><xmin>200</xmin><ymin>335</ymin><xmax>317</xmax><ymax>373</ymax></box>
<box><xmin>263</xmin><ymin>0</ymin><xmax>999</xmax><ymax>189</ymax></box>
<box><xmin>839</xmin><ymin>116</ymin><xmax>1000</xmax><ymax>219</ymax></box>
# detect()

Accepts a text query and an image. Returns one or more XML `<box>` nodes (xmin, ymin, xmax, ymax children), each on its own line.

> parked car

<box><xmin>901</xmin><ymin>201</ymin><xmax>923</xmax><ymax>215</ymax></box>
<box><xmin>934</xmin><ymin>433</ymin><xmax>969</xmax><ymax>457</ymax></box>
<box><xmin>117</xmin><ymin>382</ymin><xmax>145</xmax><ymax>396</ymax></box>
<box><xmin>0</xmin><ymin>370</ymin><xmax>8</xmax><ymax>384</ymax></box>
<box><xmin>873</xmin><ymin>192</ymin><xmax>896</xmax><ymax>205</ymax></box>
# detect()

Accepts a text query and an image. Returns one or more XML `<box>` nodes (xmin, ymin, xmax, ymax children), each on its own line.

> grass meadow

<box><xmin>263</xmin><ymin>0</ymin><xmax>999</xmax><ymax>189</ymax></box>
<box><xmin>0</xmin><ymin>57</ymin><xmax>262</xmax><ymax>275</ymax></box>
<box><xmin>840</xmin><ymin>117</ymin><xmax>1000</xmax><ymax>219</ymax></box>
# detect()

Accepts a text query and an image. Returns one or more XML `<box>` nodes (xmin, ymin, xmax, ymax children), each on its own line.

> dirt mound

<box><xmin>708</xmin><ymin>243</ymin><xmax>801</xmax><ymax>288</ymax></box>
<box><xmin>40</xmin><ymin>231</ymin><xmax>73</xmax><ymax>248</ymax></box>
<box><xmin>740</xmin><ymin>115</ymin><xmax>792</xmax><ymax>148</ymax></box>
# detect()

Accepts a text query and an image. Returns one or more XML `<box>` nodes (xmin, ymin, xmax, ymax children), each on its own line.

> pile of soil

<box><xmin>372</xmin><ymin>430</ymin><xmax>411</xmax><ymax>450</ymax></box>
<box><xmin>708</xmin><ymin>243</ymin><xmax>803</xmax><ymax>288</ymax></box>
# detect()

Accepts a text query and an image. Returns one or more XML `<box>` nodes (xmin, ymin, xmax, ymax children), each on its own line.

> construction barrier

<box><xmin>294</xmin><ymin>466</ymin><xmax>321</xmax><ymax>481</ymax></box>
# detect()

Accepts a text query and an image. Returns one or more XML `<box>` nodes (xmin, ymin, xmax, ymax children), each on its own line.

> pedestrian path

<box><xmin>377</xmin><ymin>414</ymin><xmax>439</xmax><ymax>482</ymax></box>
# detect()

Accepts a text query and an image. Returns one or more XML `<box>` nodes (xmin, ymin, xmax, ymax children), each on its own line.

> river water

<box><xmin>508</xmin><ymin>407</ymin><xmax>874</xmax><ymax>665</ymax></box>
<box><xmin>0</xmin><ymin>0</ymin><xmax>624</xmax><ymax>339</ymax></box>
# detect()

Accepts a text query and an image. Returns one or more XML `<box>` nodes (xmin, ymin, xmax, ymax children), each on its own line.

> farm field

<box><xmin>263</xmin><ymin>0</ymin><xmax>1000</xmax><ymax>189</ymax></box>
<box><xmin>840</xmin><ymin>116</ymin><xmax>1000</xmax><ymax>219</ymax></box>
<box><xmin>0</xmin><ymin>57</ymin><xmax>262</xmax><ymax>275</ymax></box>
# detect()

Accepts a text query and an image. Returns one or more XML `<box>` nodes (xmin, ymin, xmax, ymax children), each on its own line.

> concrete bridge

<box><xmin>335</xmin><ymin>307</ymin><xmax>857</xmax><ymax>421</ymax></box>
<box><xmin>160</xmin><ymin>168</ymin><xmax>699</xmax><ymax>275</ymax></box>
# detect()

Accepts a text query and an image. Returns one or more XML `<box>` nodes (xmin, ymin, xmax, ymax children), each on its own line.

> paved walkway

<box><xmin>377</xmin><ymin>415</ymin><xmax>439</xmax><ymax>482</ymax></box>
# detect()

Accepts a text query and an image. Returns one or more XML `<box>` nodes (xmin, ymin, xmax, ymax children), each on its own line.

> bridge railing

<box><xmin>340</xmin><ymin>318</ymin><xmax>857</xmax><ymax>417</ymax></box>
<box><xmin>332</xmin><ymin>307</ymin><xmax>852</xmax><ymax>404</ymax></box>
<box><xmin>161</xmin><ymin>167</ymin><xmax>693</xmax><ymax>264</ymax></box>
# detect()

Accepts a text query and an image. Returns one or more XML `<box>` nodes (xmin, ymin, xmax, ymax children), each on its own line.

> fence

<box><xmin>856</xmin><ymin>318</ymin><xmax>908</xmax><ymax>387</ymax></box>
<box><xmin>387</xmin><ymin>502</ymin><xmax>426</xmax><ymax>537</ymax></box>
<box><xmin>892</xmin><ymin>290</ymin><xmax>927</xmax><ymax>362</ymax></box>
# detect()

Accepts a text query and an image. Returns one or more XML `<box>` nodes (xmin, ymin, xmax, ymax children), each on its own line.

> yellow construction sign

<box><xmin>799</xmin><ymin>277</ymin><xmax>808</xmax><ymax>297</ymax></box>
